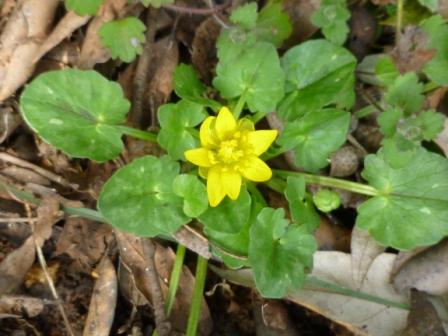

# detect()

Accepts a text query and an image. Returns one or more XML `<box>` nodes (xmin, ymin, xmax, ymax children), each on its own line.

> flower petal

<box><xmin>240</xmin><ymin>156</ymin><xmax>272</xmax><ymax>182</ymax></box>
<box><xmin>247</xmin><ymin>130</ymin><xmax>278</xmax><ymax>155</ymax></box>
<box><xmin>207</xmin><ymin>166</ymin><xmax>226</xmax><ymax>207</ymax></box>
<box><xmin>198</xmin><ymin>167</ymin><xmax>209</xmax><ymax>178</ymax></box>
<box><xmin>215</xmin><ymin>107</ymin><xmax>237</xmax><ymax>139</ymax></box>
<box><xmin>184</xmin><ymin>148</ymin><xmax>212</xmax><ymax>167</ymax></box>
<box><xmin>200</xmin><ymin>116</ymin><xmax>216</xmax><ymax>147</ymax></box>
<box><xmin>238</xmin><ymin>118</ymin><xmax>255</xmax><ymax>132</ymax></box>
<box><xmin>222</xmin><ymin>170</ymin><xmax>242</xmax><ymax>200</ymax></box>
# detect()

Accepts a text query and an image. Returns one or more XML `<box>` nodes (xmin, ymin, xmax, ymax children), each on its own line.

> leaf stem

<box><xmin>117</xmin><ymin>125</ymin><xmax>158</xmax><ymax>142</ymax></box>
<box><xmin>186</xmin><ymin>256</ymin><xmax>208</xmax><ymax>336</ymax></box>
<box><xmin>233</xmin><ymin>91</ymin><xmax>247</xmax><ymax>119</ymax></box>
<box><xmin>273</xmin><ymin>170</ymin><xmax>379</xmax><ymax>196</ymax></box>
<box><xmin>396</xmin><ymin>0</ymin><xmax>404</xmax><ymax>45</ymax></box>
<box><xmin>165</xmin><ymin>244</ymin><xmax>186</xmax><ymax>315</ymax></box>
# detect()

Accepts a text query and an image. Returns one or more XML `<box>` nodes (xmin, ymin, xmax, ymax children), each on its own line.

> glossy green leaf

<box><xmin>172</xmin><ymin>174</ymin><xmax>208</xmax><ymax>218</ymax></box>
<box><xmin>385</xmin><ymin>72</ymin><xmax>424</xmax><ymax>115</ymax></box>
<box><xmin>213</xmin><ymin>41</ymin><xmax>285</xmax><ymax>113</ymax></box>
<box><xmin>375</xmin><ymin>56</ymin><xmax>399</xmax><ymax>86</ymax></box>
<box><xmin>157</xmin><ymin>100</ymin><xmax>206</xmax><ymax>160</ymax></box>
<box><xmin>311</xmin><ymin>0</ymin><xmax>350</xmax><ymax>46</ymax></box>
<box><xmin>278</xmin><ymin>40</ymin><xmax>356</xmax><ymax>121</ymax></box>
<box><xmin>249</xmin><ymin>208</ymin><xmax>317</xmax><ymax>298</ymax></box>
<box><xmin>357</xmin><ymin>144</ymin><xmax>448</xmax><ymax>250</ymax></box>
<box><xmin>256</xmin><ymin>3</ymin><xmax>292</xmax><ymax>47</ymax></box>
<box><xmin>99</xmin><ymin>17</ymin><xmax>146</xmax><ymax>63</ymax></box>
<box><xmin>284</xmin><ymin>176</ymin><xmax>320</xmax><ymax>231</ymax></box>
<box><xmin>65</xmin><ymin>0</ymin><xmax>104</xmax><ymax>15</ymax></box>
<box><xmin>20</xmin><ymin>69</ymin><xmax>130</xmax><ymax>162</ymax></box>
<box><xmin>230</xmin><ymin>3</ymin><xmax>258</xmax><ymax>29</ymax></box>
<box><xmin>421</xmin><ymin>15</ymin><xmax>448</xmax><ymax>85</ymax></box>
<box><xmin>98</xmin><ymin>155</ymin><xmax>189</xmax><ymax>237</ymax></box>
<box><xmin>278</xmin><ymin>109</ymin><xmax>350</xmax><ymax>172</ymax></box>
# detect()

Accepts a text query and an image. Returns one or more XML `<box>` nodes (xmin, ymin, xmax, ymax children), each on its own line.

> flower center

<box><xmin>217</xmin><ymin>139</ymin><xmax>244</xmax><ymax>164</ymax></box>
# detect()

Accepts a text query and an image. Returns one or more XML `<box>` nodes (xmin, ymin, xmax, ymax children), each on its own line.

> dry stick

<box><xmin>162</xmin><ymin>2</ymin><xmax>228</xmax><ymax>15</ymax></box>
<box><xmin>141</xmin><ymin>238</ymin><xmax>172</xmax><ymax>336</ymax></box>
<box><xmin>0</xmin><ymin>152</ymin><xmax>77</xmax><ymax>189</ymax></box>
<box><xmin>204</xmin><ymin>0</ymin><xmax>229</xmax><ymax>28</ymax></box>
<box><xmin>24</xmin><ymin>204</ymin><xmax>75</xmax><ymax>336</ymax></box>
<box><xmin>130</xmin><ymin>8</ymin><xmax>158</xmax><ymax>128</ymax></box>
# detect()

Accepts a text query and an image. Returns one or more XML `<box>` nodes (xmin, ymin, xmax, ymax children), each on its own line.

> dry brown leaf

<box><xmin>0</xmin><ymin>0</ymin><xmax>59</xmax><ymax>101</ymax></box>
<box><xmin>0</xmin><ymin>295</ymin><xmax>45</xmax><ymax>317</ymax></box>
<box><xmin>34</xmin><ymin>11</ymin><xmax>90</xmax><ymax>63</ymax></box>
<box><xmin>401</xmin><ymin>290</ymin><xmax>447</xmax><ymax>336</ymax></box>
<box><xmin>83</xmin><ymin>256</ymin><xmax>117</xmax><ymax>336</ymax></box>
<box><xmin>0</xmin><ymin>105</ymin><xmax>21</xmax><ymax>144</ymax></box>
<box><xmin>393</xmin><ymin>240</ymin><xmax>448</xmax><ymax>296</ymax></box>
<box><xmin>77</xmin><ymin>0</ymin><xmax>128</xmax><ymax>69</ymax></box>
<box><xmin>350</xmin><ymin>226</ymin><xmax>385</xmax><ymax>288</ymax></box>
<box><xmin>282</xmin><ymin>0</ymin><xmax>319</xmax><ymax>48</ymax></box>
<box><xmin>253</xmin><ymin>299</ymin><xmax>298</xmax><ymax>336</ymax></box>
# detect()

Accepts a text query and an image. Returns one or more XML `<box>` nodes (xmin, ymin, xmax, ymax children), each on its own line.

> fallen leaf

<box><xmin>83</xmin><ymin>256</ymin><xmax>117</xmax><ymax>336</ymax></box>
<box><xmin>0</xmin><ymin>0</ymin><xmax>59</xmax><ymax>101</ymax></box>
<box><xmin>253</xmin><ymin>298</ymin><xmax>299</xmax><ymax>336</ymax></box>
<box><xmin>393</xmin><ymin>240</ymin><xmax>448</xmax><ymax>296</ymax></box>
<box><xmin>350</xmin><ymin>226</ymin><xmax>385</xmax><ymax>288</ymax></box>
<box><xmin>0</xmin><ymin>295</ymin><xmax>45</xmax><ymax>317</ymax></box>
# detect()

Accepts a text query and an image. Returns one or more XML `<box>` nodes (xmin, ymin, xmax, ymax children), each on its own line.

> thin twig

<box><xmin>0</xmin><ymin>152</ymin><xmax>77</xmax><ymax>189</ymax></box>
<box><xmin>131</xmin><ymin>8</ymin><xmax>158</xmax><ymax>128</ymax></box>
<box><xmin>204</xmin><ymin>0</ymin><xmax>229</xmax><ymax>28</ymax></box>
<box><xmin>162</xmin><ymin>2</ymin><xmax>228</xmax><ymax>15</ymax></box>
<box><xmin>141</xmin><ymin>239</ymin><xmax>171</xmax><ymax>336</ymax></box>
<box><xmin>0</xmin><ymin>217</ymin><xmax>39</xmax><ymax>223</ymax></box>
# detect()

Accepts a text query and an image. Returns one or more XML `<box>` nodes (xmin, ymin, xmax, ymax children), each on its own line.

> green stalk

<box><xmin>273</xmin><ymin>170</ymin><xmax>379</xmax><ymax>196</ymax></box>
<box><xmin>232</xmin><ymin>91</ymin><xmax>248</xmax><ymax>119</ymax></box>
<box><xmin>305</xmin><ymin>277</ymin><xmax>410</xmax><ymax>310</ymax></box>
<box><xmin>117</xmin><ymin>125</ymin><xmax>158</xmax><ymax>142</ymax></box>
<box><xmin>165</xmin><ymin>244</ymin><xmax>186</xmax><ymax>316</ymax></box>
<box><xmin>396</xmin><ymin>0</ymin><xmax>404</xmax><ymax>45</ymax></box>
<box><xmin>186</xmin><ymin>256</ymin><xmax>208</xmax><ymax>336</ymax></box>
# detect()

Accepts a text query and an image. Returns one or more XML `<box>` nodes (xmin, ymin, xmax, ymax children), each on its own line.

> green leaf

<box><xmin>199</xmin><ymin>187</ymin><xmax>252</xmax><ymax>255</ymax></box>
<box><xmin>375</xmin><ymin>55</ymin><xmax>399</xmax><ymax>87</ymax></box>
<box><xmin>213</xmin><ymin>41</ymin><xmax>285</xmax><ymax>113</ymax></box>
<box><xmin>230</xmin><ymin>3</ymin><xmax>258</xmax><ymax>29</ymax></box>
<box><xmin>278</xmin><ymin>109</ymin><xmax>350</xmax><ymax>172</ymax></box>
<box><xmin>278</xmin><ymin>40</ymin><xmax>356</xmax><ymax>121</ymax></box>
<box><xmin>249</xmin><ymin>208</ymin><xmax>317</xmax><ymax>298</ymax></box>
<box><xmin>256</xmin><ymin>3</ymin><xmax>292</xmax><ymax>47</ymax></box>
<box><xmin>172</xmin><ymin>174</ymin><xmax>208</xmax><ymax>218</ymax></box>
<box><xmin>20</xmin><ymin>69</ymin><xmax>130</xmax><ymax>162</ymax></box>
<box><xmin>141</xmin><ymin>0</ymin><xmax>174</xmax><ymax>8</ymax></box>
<box><xmin>99</xmin><ymin>17</ymin><xmax>146</xmax><ymax>63</ymax></box>
<box><xmin>313</xmin><ymin>189</ymin><xmax>341</xmax><ymax>213</ymax></box>
<box><xmin>421</xmin><ymin>15</ymin><xmax>448</xmax><ymax>85</ymax></box>
<box><xmin>173</xmin><ymin>64</ymin><xmax>220</xmax><ymax>109</ymax></box>
<box><xmin>157</xmin><ymin>100</ymin><xmax>206</xmax><ymax>160</ymax></box>
<box><xmin>199</xmin><ymin>187</ymin><xmax>252</xmax><ymax>234</ymax></box>
<box><xmin>98</xmin><ymin>155</ymin><xmax>189</xmax><ymax>237</ymax></box>
<box><xmin>378</xmin><ymin>108</ymin><xmax>403</xmax><ymax>138</ymax></box>
<box><xmin>284</xmin><ymin>176</ymin><xmax>320</xmax><ymax>231</ymax></box>
<box><xmin>65</xmin><ymin>0</ymin><xmax>104</xmax><ymax>15</ymax></box>
<box><xmin>385</xmin><ymin>72</ymin><xmax>424</xmax><ymax>115</ymax></box>
<box><xmin>311</xmin><ymin>0</ymin><xmax>351</xmax><ymax>46</ymax></box>
<box><xmin>418</xmin><ymin>0</ymin><xmax>438</xmax><ymax>14</ymax></box>
<box><xmin>411</xmin><ymin>110</ymin><xmax>445</xmax><ymax>141</ymax></box>
<box><xmin>357</xmin><ymin>144</ymin><xmax>448</xmax><ymax>250</ymax></box>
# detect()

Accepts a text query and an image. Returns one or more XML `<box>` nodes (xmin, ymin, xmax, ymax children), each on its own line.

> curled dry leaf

<box><xmin>83</xmin><ymin>256</ymin><xmax>117</xmax><ymax>336</ymax></box>
<box><xmin>34</xmin><ymin>11</ymin><xmax>91</xmax><ymax>63</ymax></box>
<box><xmin>350</xmin><ymin>226</ymin><xmax>385</xmax><ymax>288</ymax></box>
<box><xmin>0</xmin><ymin>196</ymin><xmax>59</xmax><ymax>295</ymax></box>
<box><xmin>393</xmin><ymin>240</ymin><xmax>448</xmax><ymax>296</ymax></box>
<box><xmin>0</xmin><ymin>0</ymin><xmax>59</xmax><ymax>101</ymax></box>
<box><xmin>0</xmin><ymin>295</ymin><xmax>45</xmax><ymax>317</ymax></box>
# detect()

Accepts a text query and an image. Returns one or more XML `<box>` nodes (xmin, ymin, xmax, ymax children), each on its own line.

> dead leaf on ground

<box><xmin>55</xmin><ymin>217</ymin><xmax>113</xmax><ymax>274</ymax></box>
<box><xmin>350</xmin><ymin>226</ymin><xmax>385</xmax><ymax>288</ymax></box>
<box><xmin>393</xmin><ymin>239</ymin><xmax>448</xmax><ymax>296</ymax></box>
<box><xmin>83</xmin><ymin>256</ymin><xmax>117</xmax><ymax>336</ymax></box>
<box><xmin>282</xmin><ymin>0</ymin><xmax>319</xmax><ymax>48</ymax></box>
<box><xmin>0</xmin><ymin>104</ymin><xmax>21</xmax><ymax>144</ymax></box>
<box><xmin>0</xmin><ymin>295</ymin><xmax>45</xmax><ymax>317</ymax></box>
<box><xmin>213</xmin><ymin>252</ymin><xmax>410</xmax><ymax>336</ymax></box>
<box><xmin>253</xmin><ymin>298</ymin><xmax>299</xmax><ymax>336</ymax></box>
<box><xmin>0</xmin><ymin>0</ymin><xmax>60</xmax><ymax>101</ymax></box>
<box><xmin>401</xmin><ymin>290</ymin><xmax>447</xmax><ymax>336</ymax></box>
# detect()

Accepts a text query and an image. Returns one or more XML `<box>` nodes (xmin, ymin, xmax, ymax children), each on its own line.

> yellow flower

<box><xmin>184</xmin><ymin>107</ymin><xmax>277</xmax><ymax>207</ymax></box>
